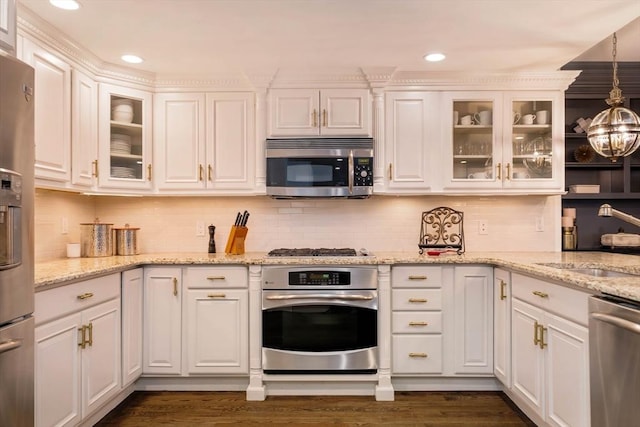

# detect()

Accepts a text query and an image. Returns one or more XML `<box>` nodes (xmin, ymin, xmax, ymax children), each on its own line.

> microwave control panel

<box><xmin>354</xmin><ymin>158</ymin><xmax>373</xmax><ymax>187</ymax></box>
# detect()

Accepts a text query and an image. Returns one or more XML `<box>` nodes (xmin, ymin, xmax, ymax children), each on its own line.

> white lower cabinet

<box><xmin>34</xmin><ymin>274</ymin><xmax>121</xmax><ymax>427</ymax></box>
<box><xmin>391</xmin><ymin>265</ymin><xmax>493</xmax><ymax>376</ymax></box>
<box><xmin>391</xmin><ymin>266</ymin><xmax>443</xmax><ymax>374</ymax></box>
<box><xmin>184</xmin><ymin>266</ymin><xmax>249</xmax><ymax>374</ymax></box>
<box><xmin>510</xmin><ymin>273</ymin><xmax>590</xmax><ymax>427</ymax></box>
<box><xmin>493</xmin><ymin>268</ymin><xmax>511</xmax><ymax>387</ymax></box>
<box><xmin>143</xmin><ymin>267</ymin><xmax>182</xmax><ymax>374</ymax></box>
<box><xmin>121</xmin><ymin>268</ymin><xmax>144</xmax><ymax>386</ymax></box>
<box><xmin>452</xmin><ymin>266</ymin><xmax>493</xmax><ymax>374</ymax></box>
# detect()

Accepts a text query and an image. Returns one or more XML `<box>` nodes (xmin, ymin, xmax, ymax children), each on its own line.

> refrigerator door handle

<box><xmin>0</xmin><ymin>339</ymin><xmax>22</xmax><ymax>355</ymax></box>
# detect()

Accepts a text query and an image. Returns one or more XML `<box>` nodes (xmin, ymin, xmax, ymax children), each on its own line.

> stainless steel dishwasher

<box><xmin>589</xmin><ymin>295</ymin><xmax>640</xmax><ymax>427</ymax></box>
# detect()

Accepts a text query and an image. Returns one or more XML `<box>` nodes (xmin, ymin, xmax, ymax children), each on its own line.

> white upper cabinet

<box><xmin>154</xmin><ymin>93</ymin><xmax>207</xmax><ymax>190</ymax></box>
<box><xmin>71</xmin><ymin>69</ymin><xmax>98</xmax><ymax>188</ymax></box>
<box><xmin>98</xmin><ymin>83</ymin><xmax>153</xmax><ymax>190</ymax></box>
<box><xmin>383</xmin><ymin>91</ymin><xmax>439</xmax><ymax>192</ymax></box>
<box><xmin>154</xmin><ymin>92</ymin><xmax>255</xmax><ymax>193</ymax></box>
<box><xmin>0</xmin><ymin>0</ymin><xmax>16</xmax><ymax>53</ymax></box>
<box><xmin>21</xmin><ymin>37</ymin><xmax>71</xmax><ymax>183</ymax></box>
<box><xmin>442</xmin><ymin>91</ymin><xmax>563</xmax><ymax>193</ymax></box>
<box><xmin>269</xmin><ymin>88</ymin><xmax>371</xmax><ymax>136</ymax></box>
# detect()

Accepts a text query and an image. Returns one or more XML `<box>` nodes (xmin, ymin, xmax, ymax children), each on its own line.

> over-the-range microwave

<box><xmin>266</xmin><ymin>137</ymin><xmax>374</xmax><ymax>198</ymax></box>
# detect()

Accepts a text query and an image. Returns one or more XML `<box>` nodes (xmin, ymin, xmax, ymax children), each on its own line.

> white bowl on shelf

<box><xmin>111</xmin><ymin>99</ymin><xmax>134</xmax><ymax>123</ymax></box>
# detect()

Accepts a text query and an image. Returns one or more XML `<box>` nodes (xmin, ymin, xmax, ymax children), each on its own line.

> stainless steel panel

<box><xmin>263</xmin><ymin>289</ymin><xmax>377</xmax><ymax>310</ymax></box>
<box><xmin>262</xmin><ymin>265</ymin><xmax>378</xmax><ymax>290</ymax></box>
<box><xmin>589</xmin><ymin>295</ymin><xmax>640</xmax><ymax>427</ymax></box>
<box><xmin>0</xmin><ymin>317</ymin><xmax>34</xmax><ymax>427</ymax></box>
<box><xmin>262</xmin><ymin>346</ymin><xmax>377</xmax><ymax>373</ymax></box>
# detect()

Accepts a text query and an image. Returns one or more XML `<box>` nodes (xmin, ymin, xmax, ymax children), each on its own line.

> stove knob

<box><xmin>360</xmin><ymin>170</ymin><xmax>368</xmax><ymax>178</ymax></box>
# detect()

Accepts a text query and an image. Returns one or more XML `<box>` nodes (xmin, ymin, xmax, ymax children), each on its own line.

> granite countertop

<box><xmin>35</xmin><ymin>251</ymin><xmax>640</xmax><ymax>301</ymax></box>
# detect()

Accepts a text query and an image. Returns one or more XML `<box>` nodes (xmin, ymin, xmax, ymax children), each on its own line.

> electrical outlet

<box><xmin>61</xmin><ymin>217</ymin><xmax>68</xmax><ymax>234</ymax></box>
<box><xmin>478</xmin><ymin>220</ymin><xmax>489</xmax><ymax>235</ymax></box>
<box><xmin>535</xmin><ymin>216</ymin><xmax>545</xmax><ymax>232</ymax></box>
<box><xmin>196</xmin><ymin>221</ymin><xmax>205</xmax><ymax>237</ymax></box>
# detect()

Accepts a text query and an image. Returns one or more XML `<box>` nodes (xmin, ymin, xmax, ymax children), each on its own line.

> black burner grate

<box><xmin>268</xmin><ymin>248</ymin><xmax>358</xmax><ymax>257</ymax></box>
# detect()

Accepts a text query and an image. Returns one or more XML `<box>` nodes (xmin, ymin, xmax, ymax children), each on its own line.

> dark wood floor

<box><xmin>96</xmin><ymin>391</ymin><xmax>537</xmax><ymax>426</ymax></box>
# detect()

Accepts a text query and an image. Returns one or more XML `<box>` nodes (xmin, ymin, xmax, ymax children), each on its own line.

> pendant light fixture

<box><xmin>586</xmin><ymin>33</ymin><xmax>640</xmax><ymax>162</ymax></box>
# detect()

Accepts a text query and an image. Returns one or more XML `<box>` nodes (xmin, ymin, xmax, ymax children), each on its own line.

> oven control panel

<box><xmin>289</xmin><ymin>271</ymin><xmax>351</xmax><ymax>286</ymax></box>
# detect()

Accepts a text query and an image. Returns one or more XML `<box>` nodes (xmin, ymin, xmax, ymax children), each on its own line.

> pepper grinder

<box><xmin>208</xmin><ymin>225</ymin><xmax>216</xmax><ymax>253</ymax></box>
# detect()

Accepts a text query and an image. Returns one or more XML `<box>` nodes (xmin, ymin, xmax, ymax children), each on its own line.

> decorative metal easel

<box><xmin>418</xmin><ymin>206</ymin><xmax>465</xmax><ymax>255</ymax></box>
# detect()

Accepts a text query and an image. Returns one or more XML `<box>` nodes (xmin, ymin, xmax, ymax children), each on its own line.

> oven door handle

<box><xmin>348</xmin><ymin>149</ymin><xmax>354</xmax><ymax>195</ymax></box>
<box><xmin>266</xmin><ymin>294</ymin><xmax>374</xmax><ymax>301</ymax></box>
<box><xmin>0</xmin><ymin>339</ymin><xmax>22</xmax><ymax>355</ymax></box>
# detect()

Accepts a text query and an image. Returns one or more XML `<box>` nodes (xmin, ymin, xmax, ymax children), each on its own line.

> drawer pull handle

<box><xmin>409</xmin><ymin>321</ymin><xmax>428</xmax><ymax>326</ymax></box>
<box><xmin>533</xmin><ymin>320</ymin><xmax>541</xmax><ymax>346</ymax></box>
<box><xmin>499</xmin><ymin>279</ymin><xmax>507</xmax><ymax>300</ymax></box>
<box><xmin>409</xmin><ymin>352</ymin><xmax>428</xmax><ymax>358</ymax></box>
<box><xmin>408</xmin><ymin>298</ymin><xmax>427</xmax><ymax>303</ymax></box>
<box><xmin>206</xmin><ymin>276</ymin><xmax>226</xmax><ymax>281</ymax></box>
<box><xmin>408</xmin><ymin>275</ymin><xmax>427</xmax><ymax>280</ymax></box>
<box><xmin>77</xmin><ymin>292</ymin><xmax>94</xmax><ymax>300</ymax></box>
<box><xmin>78</xmin><ymin>326</ymin><xmax>87</xmax><ymax>349</ymax></box>
<box><xmin>173</xmin><ymin>277</ymin><xmax>178</xmax><ymax>296</ymax></box>
<box><xmin>87</xmin><ymin>322</ymin><xmax>93</xmax><ymax>347</ymax></box>
<box><xmin>532</xmin><ymin>291</ymin><xmax>548</xmax><ymax>298</ymax></box>
<box><xmin>207</xmin><ymin>293</ymin><xmax>226</xmax><ymax>298</ymax></box>
<box><xmin>538</xmin><ymin>324</ymin><xmax>547</xmax><ymax>349</ymax></box>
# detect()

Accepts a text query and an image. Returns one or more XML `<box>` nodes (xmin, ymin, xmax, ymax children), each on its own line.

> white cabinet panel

<box><xmin>0</xmin><ymin>0</ymin><xmax>16</xmax><ymax>53</ymax></box>
<box><xmin>71</xmin><ymin>69</ymin><xmax>98</xmax><ymax>187</ymax></box>
<box><xmin>269</xmin><ymin>89</ymin><xmax>370</xmax><ymax>136</ymax></box>
<box><xmin>453</xmin><ymin>266</ymin><xmax>493</xmax><ymax>374</ymax></box>
<box><xmin>154</xmin><ymin>93</ymin><xmax>206</xmax><ymax>190</ymax></box>
<box><xmin>493</xmin><ymin>268</ymin><xmax>511</xmax><ymax>387</ymax></box>
<box><xmin>22</xmin><ymin>38</ymin><xmax>71</xmax><ymax>183</ymax></box>
<box><xmin>121</xmin><ymin>268</ymin><xmax>143</xmax><ymax>386</ymax></box>
<box><xmin>35</xmin><ymin>313</ymin><xmax>82</xmax><ymax>427</ymax></box>
<box><xmin>143</xmin><ymin>267</ymin><xmax>182</xmax><ymax>374</ymax></box>
<box><xmin>185</xmin><ymin>289</ymin><xmax>248</xmax><ymax>374</ymax></box>
<box><xmin>383</xmin><ymin>92</ymin><xmax>437</xmax><ymax>191</ymax></box>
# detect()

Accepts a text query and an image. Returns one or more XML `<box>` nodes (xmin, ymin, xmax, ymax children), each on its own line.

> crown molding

<box><xmin>386</xmin><ymin>71</ymin><xmax>582</xmax><ymax>91</ymax></box>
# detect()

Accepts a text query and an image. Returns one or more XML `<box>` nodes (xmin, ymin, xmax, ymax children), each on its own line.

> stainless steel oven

<box><xmin>266</xmin><ymin>137</ymin><xmax>373</xmax><ymax>198</ymax></box>
<box><xmin>262</xmin><ymin>265</ymin><xmax>378</xmax><ymax>374</ymax></box>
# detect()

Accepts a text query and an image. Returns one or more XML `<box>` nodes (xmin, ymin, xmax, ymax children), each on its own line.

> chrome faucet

<box><xmin>598</xmin><ymin>204</ymin><xmax>640</xmax><ymax>228</ymax></box>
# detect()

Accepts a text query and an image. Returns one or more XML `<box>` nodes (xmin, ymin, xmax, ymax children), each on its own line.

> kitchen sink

<box><xmin>536</xmin><ymin>263</ymin><xmax>639</xmax><ymax>278</ymax></box>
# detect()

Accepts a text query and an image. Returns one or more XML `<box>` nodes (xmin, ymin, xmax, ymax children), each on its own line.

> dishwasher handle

<box><xmin>591</xmin><ymin>312</ymin><xmax>640</xmax><ymax>335</ymax></box>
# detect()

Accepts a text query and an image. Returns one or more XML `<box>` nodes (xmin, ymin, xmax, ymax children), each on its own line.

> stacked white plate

<box><xmin>110</xmin><ymin>133</ymin><xmax>131</xmax><ymax>154</ymax></box>
<box><xmin>111</xmin><ymin>98</ymin><xmax>134</xmax><ymax>123</ymax></box>
<box><xmin>111</xmin><ymin>166</ymin><xmax>136</xmax><ymax>179</ymax></box>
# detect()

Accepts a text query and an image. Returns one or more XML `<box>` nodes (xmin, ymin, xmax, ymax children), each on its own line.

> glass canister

<box><xmin>113</xmin><ymin>224</ymin><xmax>140</xmax><ymax>255</ymax></box>
<box><xmin>80</xmin><ymin>219</ymin><xmax>113</xmax><ymax>257</ymax></box>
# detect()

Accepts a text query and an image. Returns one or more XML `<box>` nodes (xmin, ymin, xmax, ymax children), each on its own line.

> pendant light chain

<box><xmin>607</xmin><ymin>32</ymin><xmax>623</xmax><ymax>106</ymax></box>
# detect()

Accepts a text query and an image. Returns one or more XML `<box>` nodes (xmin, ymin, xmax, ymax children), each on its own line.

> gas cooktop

<box><xmin>268</xmin><ymin>248</ymin><xmax>363</xmax><ymax>257</ymax></box>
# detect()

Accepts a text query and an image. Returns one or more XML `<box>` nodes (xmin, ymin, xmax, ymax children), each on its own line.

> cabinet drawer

<box><xmin>392</xmin><ymin>289</ymin><xmax>442</xmax><ymax>311</ymax></box>
<box><xmin>392</xmin><ymin>312</ymin><xmax>442</xmax><ymax>334</ymax></box>
<box><xmin>185</xmin><ymin>266</ymin><xmax>248</xmax><ymax>288</ymax></box>
<box><xmin>512</xmin><ymin>273</ymin><xmax>590</xmax><ymax>325</ymax></box>
<box><xmin>392</xmin><ymin>266</ymin><xmax>442</xmax><ymax>288</ymax></box>
<box><xmin>392</xmin><ymin>335</ymin><xmax>443</xmax><ymax>374</ymax></box>
<box><xmin>35</xmin><ymin>273</ymin><xmax>120</xmax><ymax>325</ymax></box>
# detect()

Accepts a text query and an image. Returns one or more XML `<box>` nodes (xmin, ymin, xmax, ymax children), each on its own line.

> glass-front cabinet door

<box><xmin>98</xmin><ymin>83</ymin><xmax>153</xmax><ymax>190</ymax></box>
<box><xmin>443</xmin><ymin>91</ymin><xmax>563</xmax><ymax>192</ymax></box>
<box><xmin>504</xmin><ymin>92</ymin><xmax>563</xmax><ymax>191</ymax></box>
<box><xmin>443</xmin><ymin>92</ymin><xmax>503</xmax><ymax>189</ymax></box>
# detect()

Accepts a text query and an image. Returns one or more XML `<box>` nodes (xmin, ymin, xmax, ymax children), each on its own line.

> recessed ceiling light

<box><xmin>121</xmin><ymin>55</ymin><xmax>144</xmax><ymax>64</ymax></box>
<box><xmin>424</xmin><ymin>53</ymin><xmax>446</xmax><ymax>62</ymax></box>
<box><xmin>49</xmin><ymin>0</ymin><xmax>80</xmax><ymax>10</ymax></box>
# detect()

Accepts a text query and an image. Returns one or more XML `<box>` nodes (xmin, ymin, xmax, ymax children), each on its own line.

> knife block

<box><xmin>225</xmin><ymin>225</ymin><xmax>248</xmax><ymax>255</ymax></box>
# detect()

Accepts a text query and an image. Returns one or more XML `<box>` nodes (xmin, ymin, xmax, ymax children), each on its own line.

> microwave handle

<box><xmin>348</xmin><ymin>150</ymin><xmax>354</xmax><ymax>195</ymax></box>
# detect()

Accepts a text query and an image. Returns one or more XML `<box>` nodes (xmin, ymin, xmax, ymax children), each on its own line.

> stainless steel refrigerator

<box><xmin>0</xmin><ymin>52</ymin><xmax>35</xmax><ymax>427</ymax></box>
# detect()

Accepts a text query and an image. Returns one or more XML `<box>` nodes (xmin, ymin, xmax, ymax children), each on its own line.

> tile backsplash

<box><xmin>35</xmin><ymin>189</ymin><xmax>561</xmax><ymax>261</ymax></box>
